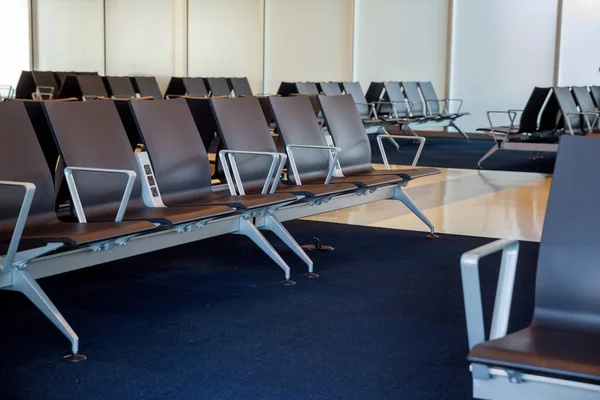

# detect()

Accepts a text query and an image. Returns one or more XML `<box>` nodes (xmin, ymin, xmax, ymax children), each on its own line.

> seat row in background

<box><xmin>0</xmin><ymin>90</ymin><xmax>439</xmax><ymax>361</ymax></box>
<box><xmin>476</xmin><ymin>85</ymin><xmax>600</xmax><ymax>167</ymax></box>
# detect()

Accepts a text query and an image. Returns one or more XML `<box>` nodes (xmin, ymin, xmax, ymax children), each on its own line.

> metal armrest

<box><xmin>486</xmin><ymin>111</ymin><xmax>519</xmax><ymax>140</ymax></box>
<box><xmin>0</xmin><ymin>181</ymin><xmax>36</xmax><ymax>273</ymax></box>
<box><xmin>377</xmin><ymin>135</ymin><xmax>425</xmax><ymax>169</ymax></box>
<box><xmin>218</xmin><ymin>150</ymin><xmax>287</xmax><ymax>195</ymax></box>
<box><xmin>425</xmin><ymin>99</ymin><xmax>445</xmax><ymax>115</ymax></box>
<box><xmin>460</xmin><ymin>239</ymin><xmax>520</xmax><ymax>349</ymax></box>
<box><xmin>566</xmin><ymin>111</ymin><xmax>600</xmax><ymax>134</ymax></box>
<box><xmin>442</xmin><ymin>98</ymin><xmax>464</xmax><ymax>113</ymax></box>
<box><xmin>285</xmin><ymin>144</ymin><xmax>341</xmax><ymax>185</ymax></box>
<box><xmin>64</xmin><ymin>167</ymin><xmax>137</xmax><ymax>223</ymax></box>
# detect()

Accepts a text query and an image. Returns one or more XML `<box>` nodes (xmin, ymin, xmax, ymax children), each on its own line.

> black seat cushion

<box><xmin>469</xmin><ymin>327</ymin><xmax>600</xmax><ymax>383</ymax></box>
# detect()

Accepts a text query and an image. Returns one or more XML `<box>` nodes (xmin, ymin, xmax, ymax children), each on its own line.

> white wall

<box><xmin>450</xmin><ymin>0</ymin><xmax>559</xmax><ymax>132</ymax></box>
<box><xmin>0</xmin><ymin>0</ymin><xmax>30</xmax><ymax>89</ymax></box>
<box><xmin>558</xmin><ymin>0</ymin><xmax>600</xmax><ymax>86</ymax></box>
<box><xmin>105</xmin><ymin>0</ymin><xmax>174</xmax><ymax>91</ymax></box>
<box><xmin>33</xmin><ymin>0</ymin><xmax>104</xmax><ymax>73</ymax></box>
<box><xmin>353</xmin><ymin>0</ymin><xmax>449</xmax><ymax>95</ymax></box>
<box><xmin>263</xmin><ymin>0</ymin><xmax>353</xmax><ymax>94</ymax></box>
<box><xmin>188</xmin><ymin>0</ymin><xmax>264</xmax><ymax>93</ymax></box>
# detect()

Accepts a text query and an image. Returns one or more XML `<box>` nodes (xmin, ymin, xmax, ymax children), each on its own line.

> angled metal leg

<box><xmin>402</xmin><ymin>123</ymin><xmax>418</xmax><ymax>138</ymax></box>
<box><xmin>393</xmin><ymin>186</ymin><xmax>438</xmax><ymax>238</ymax></box>
<box><xmin>234</xmin><ymin>218</ymin><xmax>295</xmax><ymax>285</ymax></box>
<box><xmin>260</xmin><ymin>214</ymin><xmax>317</xmax><ymax>278</ymax></box>
<box><xmin>7</xmin><ymin>269</ymin><xmax>86</xmax><ymax>362</ymax></box>
<box><xmin>478</xmin><ymin>144</ymin><xmax>500</xmax><ymax>169</ymax></box>
<box><xmin>380</xmin><ymin>126</ymin><xmax>400</xmax><ymax>151</ymax></box>
<box><xmin>450</xmin><ymin>121</ymin><xmax>469</xmax><ymax>142</ymax></box>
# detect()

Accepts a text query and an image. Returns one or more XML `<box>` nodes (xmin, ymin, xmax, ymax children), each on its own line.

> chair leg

<box><xmin>478</xmin><ymin>144</ymin><xmax>500</xmax><ymax>169</ymax></box>
<box><xmin>450</xmin><ymin>121</ymin><xmax>469</xmax><ymax>142</ymax></box>
<box><xmin>260</xmin><ymin>215</ymin><xmax>317</xmax><ymax>278</ymax></box>
<box><xmin>235</xmin><ymin>218</ymin><xmax>295</xmax><ymax>285</ymax></box>
<box><xmin>7</xmin><ymin>269</ymin><xmax>86</xmax><ymax>362</ymax></box>
<box><xmin>394</xmin><ymin>187</ymin><xmax>438</xmax><ymax>238</ymax></box>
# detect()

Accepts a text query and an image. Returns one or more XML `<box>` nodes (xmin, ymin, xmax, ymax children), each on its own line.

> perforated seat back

<box><xmin>44</xmin><ymin>101</ymin><xmax>145</xmax><ymax>219</ymax></box>
<box><xmin>318</xmin><ymin>95</ymin><xmax>372</xmax><ymax>175</ymax></box>
<box><xmin>210</xmin><ymin>97</ymin><xmax>278</xmax><ymax>193</ymax></box>
<box><xmin>269</xmin><ymin>96</ymin><xmax>330</xmax><ymax>184</ymax></box>
<box><xmin>205</xmin><ymin>78</ymin><xmax>231</xmax><ymax>97</ymax></box>
<box><xmin>342</xmin><ymin>82</ymin><xmax>369</xmax><ymax>118</ymax></box>
<box><xmin>130</xmin><ymin>98</ymin><xmax>213</xmax><ymax>205</ymax></box>
<box><xmin>518</xmin><ymin>87</ymin><xmax>552</xmax><ymax>133</ymax></box>
<box><xmin>383</xmin><ymin>82</ymin><xmax>410</xmax><ymax>118</ymax></box>
<box><xmin>319</xmin><ymin>82</ymin><xmax>343</xmax><ymax>96</ymax></box>
<box><xmin>400</xmin><ymin>82</ymin><xmax>425</xmax><ymax>117</ymax></box>
<box><xmin>229</xmin><ymin>77</ymin><xmax>253</xmax><ymax>97</ymax></box>
<box><xmin>105</xmin><ymin>76</ymin><xmax>136</xmax><ymax>98</ymax></box>
<box><xmin>418</xmin><ymin>82</ymin><xmax>440</xmax><ymax>115</ymax></box>
<box><xmin>554</xmin><ymin>87</ymin><xmax>585</xmax><ymax>134</ymax></box>
<box><xmin>0</xmin><ymin>102</ymin><xmax>58</xmax><ymax>231</ymax></box>
<box><xmin>533</xmin><ymin>135</ymin><xmax>600</xmax><ymax>333</ymax></box>
<box><xmin>571</xmin><ymin>86</ymin><xmax>598</xmax><ymax>129</ymax></box>
<box><xmin>132</xmin><ymin>76</ymin><xmax>162</xmax><ymax>99</ymax></box>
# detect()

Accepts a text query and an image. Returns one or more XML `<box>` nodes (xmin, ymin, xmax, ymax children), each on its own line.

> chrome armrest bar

<box><xmin>377</xmin><ymin>135</ymin><xmax>425</xmax><ymax>169</ymax></box>
<box><xmin>442</xmin><ymin>98</ymin><xmax>464</xmax><ymax>113</ymax></box>
<box><xmin>486</xmin><ymin>110</ymin><xmax>519</xmax><ymax>140</ymax></box>
<box><xmin>64</xmin><ymin>167</ymin><xmax>137</xmax><ymax>223</ymax></box>
<box><xmin>425</xmin><ymin>99</ymin><xmax>445</xmax><ymax>116</ymax></box>
<box><xmin>460</xmin><ymin>239</ymin><xmax>520</xmax><ymax>350</ymax></box>
<box><xmin>218</xmin><ymin>150</ymin><xmax>287</xmax><ymax>195</ymax></box>
<box><xmin>285</xmin><ymin>144</ymin><xmax>341</xmax><ymax>185</ymax></box>
<box><xmin>565</xmin><ymin>111</ymin><xmax>600</xmax><ymax>134</ymax></box>
<box><xmin>0</xmin><ymin>181</ymin><xmax>36</xmax><ymax>273</ymax></box>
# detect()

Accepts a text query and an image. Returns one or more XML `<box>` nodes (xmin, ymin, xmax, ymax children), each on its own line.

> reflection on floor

<box><xmin>305</xmin><ymin>166</ymin><xmax>552</xmax><ymax>242</ymax></box>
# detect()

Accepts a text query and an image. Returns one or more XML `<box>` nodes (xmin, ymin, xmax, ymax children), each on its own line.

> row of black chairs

<box><xmin>0</xmin><ymin>93</ymin><xmax>439</xmax><ymax>361</ymax></box>
<box><xmin>476</xmin><ymin>85</ymin><xmax>600</xmax><ymax>167</ymax></box>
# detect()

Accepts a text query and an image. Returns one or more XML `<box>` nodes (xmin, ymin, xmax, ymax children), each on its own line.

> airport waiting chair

<box><xmin>165</xmin><ymin>77</ymin><xmax>208</xmax><ymax>98</ymax></box>
<box><xmin>204</xmin><ymin>78</ymin><xmax>232</xmax><ymax>97</ymax></box>
<box><xmin>184</xmin><ymin>96</ymin><xmax>221</xmax><ymax>151</ymax></box>
<box><xmin>460</xmin><ymin>135</ymin><xmax>600</xmax><ymax>400</ymax></box>
<box><xmin>418</xmin><ymin>81</ymin><xmax>469</xmax><ymax>140</ymax></box>
<box><xmin>103</xmin><ymin>76</ymin><xmax>136</xmax><ymax>98</ymax></box>
<box><xmin>228</xmin><ymin>77</ymin><xmax>254</xmax><ymax>97</ymax></box>
<box><xmin>571</xmin><ymin>86</ymin><xmax>600</xmax><ymax>132</ymax></box>
<box><xmin>270</xmin><ymin>95</ymin><xmax>409</xmax><ymax>190</ymax></box>
<box><xmin>131</xmin><ymin>76</ymin><xmax>163</xmax><ymax>99</ymax></box>
<box><xmin>0</xmin><ymin>101</ymin><xmax>156</xmax><ymax>361</ymax></box>
<box><xmin>277</xmin><ymin>82</ymin><xmax>320</xmax><ymax>97</ymax></box>
<box><xmin>58</xmin><ymin>74</ymin><xmax>108</xmax><ymax>100</ymax></box>
<box><xmin>129</xmin><ymin>98</ymin><xmax>317</xmax><ymax>278</ymax></box>
<box><xmin>317</xmin><ymin>95</ymin><xmax>440</xmax><ymax>237</ymax></box>
<box><xmin>554</xmin><ymin>86</ymin><xmax>598</xmax><ymax>136</ymax></box>
<box><xmin>318</xmin><ymin>82</ymin><xmax>343</xmax><ymax>96</ymax></box>
<box><xmin>590</xmin><ymin>86</ymin><xmax>600</xmax><ymax>110</ymax></box>
<box><xmin>476</xmin><ymin>87</ymin><xmax>560</xmax><ymax>168</ymax></box>
<box><xmin>0</xmin><ymin>85</ymin><xmax>15</xmax><ymax>100</ymax></box>
<box><xmin>210</xmin><ymin>96</ymin><xmax>356</xmax><ymax>199</ymax></box>
<box><xmin>15</xmin><ymin>70</ymin><xmax>59</xmax><ymax>99</ymax></box>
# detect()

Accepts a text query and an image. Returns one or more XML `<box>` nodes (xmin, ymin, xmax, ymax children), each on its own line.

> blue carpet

<box><xmin>371</xmin><ymin>136</ymin><xmax>556</xmax><ymax>174</ymax></box>
<box><xmin>0</xmin><ymin>221</ymin><xmax>538</xmax><ymax>400</ymax></box>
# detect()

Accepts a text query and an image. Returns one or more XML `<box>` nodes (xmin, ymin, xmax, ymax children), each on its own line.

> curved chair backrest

<box><xmin>182</xmin><ymin>78</ymin><xmax>209</xmax><ymax>97</ymax></box>
<box><xmin>0</xmin><ymin>101</ymin><xmax>58</xmax><ymax>231</ymax></box>
<box><xmin>383</xmin><ymin>82</ymin><xmax>410</xmax><ymax>118</ymax></box>
<box><xmin>210</xmin><ymin>97</ymin><xmax>278</xmax><ymax>193</ymax></box>
<box><xmin>130</xmin><ymin>98</ymin><xmax>213</xmax><ymax>205</ymax></box>
<box><xmin>205</xmin><ymin>78</ymin><xmax>231</xmax><ymax>97</ymax></box>
<box><xmin>228</xmin><ymin>77</ymin><xmax>253</xmax><ymax>97</ymax></box>
<box><xmin>269</xmin><ymin>96</ymin><xmax>330</xmax><ymax>184</ymax></box>
<box><xmin>132</xmin><ymin>76</ymin><xmax>162</xmax><ymax>99</ymax></box>
<box><xmin>400</xmin><ymin>82</ymin><xmax>425</xmax><ymax>117</ymax></box>
<box><xmin>296</xmin><ymin>82</ymin><xmax>320</xmax><ymax>95</ymax></box>
<box><xmin>341</xmin><ymin>82</ymin><xmax>369</xmax><ymax>118</ymax></box>
<box><xmin>533</xmin><ymin>135</ymin><xmax>600</xmax><ymax>332</ymax></box>
<box><xmin>417</xmin><ymin>82</ymin><xmax>440</xmax><ymax>115</ymax></box>
<box><xmin>183</xmin><ymin>96</ymin><xmax>220</xmax><ymax>151</ymax></box>
<box><xmin>518</xmin><ymin>87</ymin><xmax>552</xmax><ymax>133</ymax></box>
<box><xmin>105</xmin><ymin>76</ymin><xmax>136</xmax><ymax>98</ymax></box>
<box><xmin>318</xmin><ymin>94</ymin><xmax>373</xmax><ymax>175</ymax></box>
<box><xmin>44</xmin><ymin>100</ymin><xmax>145</xmax><ymax>218</ymax></box>
<box><xmin>58</xmin><ymin>74</ymin><xmax>107</xmax><ymax>99</ymax></box>
<box><xmin>554</xmin><ymin>87</ymin><xmax>584</xmax><ymax>134</ymax></box>
<box><xmin>590</xmin><ymin>86</ymin><xmax>600</xmax><ymax>109</ymax></box>
<box><xmin>319</xmin><ymin>82</ymin><xmax>343</xmax><ymax>96</ymax></box>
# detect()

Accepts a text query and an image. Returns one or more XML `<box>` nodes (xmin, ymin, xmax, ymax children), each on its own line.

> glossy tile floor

<box><xmin>305</xmin><ymin>165</ymin><xmax>552</xmax><ymax>242</ymax></box>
